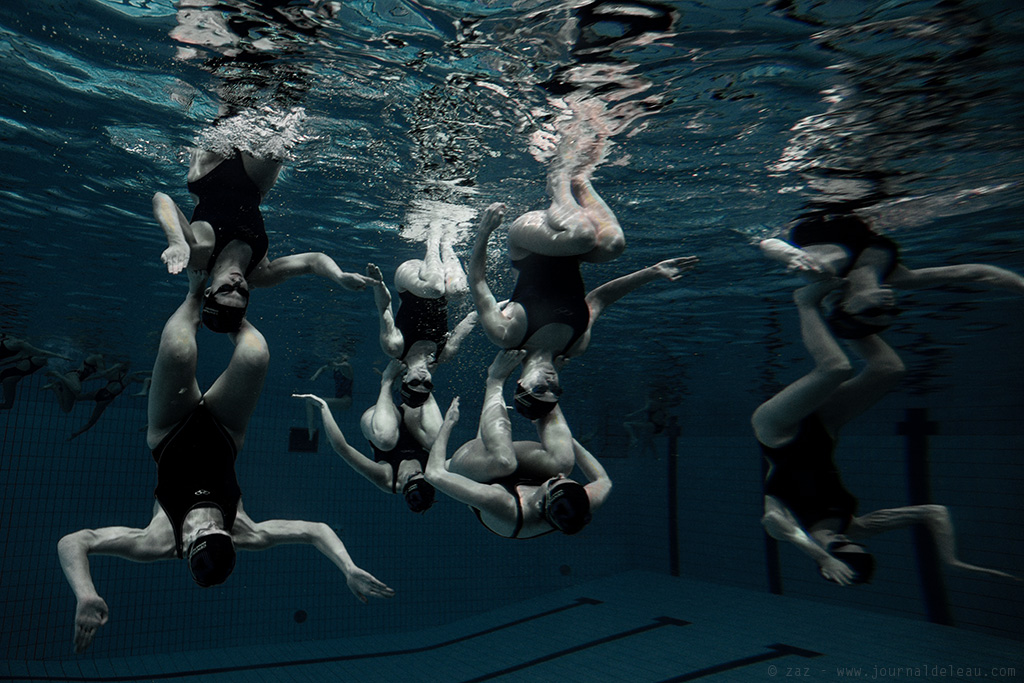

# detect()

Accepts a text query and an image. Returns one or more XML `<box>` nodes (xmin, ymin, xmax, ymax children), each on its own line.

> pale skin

<box><xmin>57</xmin><ymin>270</ymin><xmax>393</xmax><ymax>654</ymax></box>
<box><xmin>367</xmin><ymin>225</ymin><xmax>477</xmax><ymax>389</ymax></box>
<box><xmin>424</xmin><ymin>350</ymin><xmax>612</xmax><ymax>539</ymax></box>
<box><xmin>356</xmin><ymin>359</ymin><xmax>441</xmax><ymax>458</ymax></box>
<box><xmin>760</xmin><ymin>232</ymin><xmax>1024</xmax><ymax>320</ymax></box>
<box><xmin>470</xmin><ymin>201</ymin><xmax>698</xmax><ymax>397</ymax></box>
<box><xmin>752</xmin><ymin>280</ymin><xmax>1019</xmax><ymax>586</ymax></box>
<box><xmin>152</xmin><ymin>148</ymin><xmax>377</xmax><ymax>305</ymax></box>
<box><xmin>295</xmin><ymin>390</ymin><xmax>429</xmax><ymax>496</ymax></box>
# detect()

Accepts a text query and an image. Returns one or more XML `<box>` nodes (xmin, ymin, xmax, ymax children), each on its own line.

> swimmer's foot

<box><xmin>794</xmin><ymin>278</ymin><xmax>844</xmax><ymax>308</ymax></box>
<box><xmin>842</xmin><ymin>287</ymin><xmax>896</xmax><ymax>316</ymax></box>
<box><xmin>487</xmin><ymin>349</ymin><xmax>526</xmax><ymax>382</ymax></box>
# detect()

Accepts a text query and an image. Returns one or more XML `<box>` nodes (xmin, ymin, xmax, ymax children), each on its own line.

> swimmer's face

<box><xmin>403</xmin><ymin>364</ymin><xmax>432</xmax><ymax>386</ymax></box>
<box><xmin>207</xmin><ymin>272</ymin><xmax>249</xmax><ymax>308</ymax></box>
<box><xmin>519</xmin><ymin>365</ymin><xmax>562</xmax><ymax>401</ymax></box>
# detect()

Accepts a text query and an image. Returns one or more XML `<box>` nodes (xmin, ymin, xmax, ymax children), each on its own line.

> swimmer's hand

<box><xmin>479</xmin><ymin>202</ymin><xmax>506</xmax><ymax>237</ymax></box>
<box><xmin>337</xmin><ymin>271</ymin><xmax>379</xmax><ymax>292</ymax></box>
<box><xmin>345</xmin><ymin>566</ymin><xmax>395</xmax><ymax>604</ymax></box>
<box><xmin>162</xmin><ymin>243</ymin><xmax>190</xmax><ymax>275</ymax></box>
<box><xmin>382</xmin><ymin>359</ymin><xmax>406</xmax><ymax>384</ymax></box>
<box><xmin>73</xmin><ymin>594</ymin><xmax>109</xmax><ymax>653</ymax></box>
<box><xmin>292</xmin><ymin>393</ymin><xmax>327</xmax><ymax>410</ymax></box>
<box><xmin>818</xmin><ymin>555</ymin><xmax>857</xmax><ymax>587</ymax></box>
<box><xmin>651</xmin><ymin>256</ymin><xmax>699</xmax><ymax>281</ymax></box>
<box><xmin>444</xmin><ymin>396</ymin><xmax>460</xmax><ymax>425</ymax></box>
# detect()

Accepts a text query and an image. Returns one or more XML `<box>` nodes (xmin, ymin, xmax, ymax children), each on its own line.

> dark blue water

<box><xmin>1</xmin><ymin>0</ymin><xmax>1022</xmax><ymax>664</ymax></box>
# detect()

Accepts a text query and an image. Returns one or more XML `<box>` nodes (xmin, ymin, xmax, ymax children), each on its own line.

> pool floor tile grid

<box><xmin>2</xmin><ymin>571</ymin><xmax>1020</xmax><ymax>683</ymax></box>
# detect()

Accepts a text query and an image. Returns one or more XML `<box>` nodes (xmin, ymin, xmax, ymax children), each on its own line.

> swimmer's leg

<box><xmin>441</xmin><ymin>234</ymin><xmax>468</xmax><ymax>297</ymax></box>
<box><xmin>572</xmin><ymin>173</ymin><xmax>624</xmax><ymax>263</ymax></box>
<box><xmin>751</xmin><ymin>280</ymin><xmax>853</xmax><ymax>446</ymax></box>
<box><xmin>449</xmin><ymin>350</ymin><xmax>523</xmax><ymax>481</ymax></box>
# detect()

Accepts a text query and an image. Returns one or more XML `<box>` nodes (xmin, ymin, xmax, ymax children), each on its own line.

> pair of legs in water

<box><xmin>0</xmin><ymin>333</ymin><xmax>68</xmax><ymax>410</ymax></box>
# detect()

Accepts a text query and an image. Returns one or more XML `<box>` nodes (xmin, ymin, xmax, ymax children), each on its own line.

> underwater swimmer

<box><xmin>153</xmin><ymin>147</ymin><xmax>378</xmax><ymax>333</ymax></box>
<box><xmin>752</xmin><ymin>279</ymin><xmax>1019</xmax><ymax>586</ymax></box>
<box><xmin>367</xmin><ymin>223</ymin><xmax>478</xmax><ymax>420</ymax></box>
<box><xmin>761</xmin><ymin>212</ymin><xmax>1024</xmax><ymax>339</ymax></box>
<box><xmin>424</xmin><ymin>350</ymin><xmax>612</xmax><ymax>539</ymax></box>
<box><xmin>470</xmin><ymin>198</ymin><xmax>697</xmax><ymax>423</ymax></box>
<box><xmin>58</xmin><ymin>269</ymin><xmax>393</xmax><ymax>653</ymax></box>
<box><xmin>297</xmin><ymin>359</ymin><xmax>442</xmax><ymax>514</ymax></box>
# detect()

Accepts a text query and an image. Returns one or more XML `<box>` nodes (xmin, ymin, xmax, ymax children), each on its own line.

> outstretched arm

<box><xmin>234</xmin><ymin>514</ymin><xmax>395</xmax><ymax>603</ymax></box>
<box><xmin>761</xmin><ymin>496</ymin><xmax>858</xmax><ymax>586</ymax></box>
<box><xmin>585</xmin><ymin>256</ymin><xmax>699</xmax><ymax>322</ymax></box>
<box><xmin>848</xmin><ymin>504</ymin><xmax>1020</xmax><ymax>581</ymax></box>
<box><xmin>468</xmin><ymin>203</ymin><xmax>521</xmax><ymax>348</ymax></box>
<box><xmin>249</xmin><ymin>253</ymin><xmax>380</xmax><ymax>291</ymax></box>
<box><xmin>571</xmin><ymin>439</ymin><xmax>612</xmax><ymax>513</ymax></box>
<box><xmin>57</xmin><ymin>515</ymin><xmax>175</xmax><ymax>653</ymax></box>
<box><xmin>294</xmin><ymin>394</ymin><xmax>393</xmax><ymax>493</ymax></box>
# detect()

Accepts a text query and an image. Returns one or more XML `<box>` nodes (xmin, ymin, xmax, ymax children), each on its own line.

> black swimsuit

<box><xmin>394</xmin><ymin>292</ymin><xmax>448</xmax><ymax>361</ymax></box>
<box><xmin>153</xmin><ymin>404</ymin><xmax>241</xmax><ymax>558</ymax></box>
<box><xmin>369</xmin><ymin>407</ymin><xmax>429</xmax><ymax>493</ymax></box>
<box><xmin>759</xmin><ymin>414</ymin><xmax>858</xmax><ymax>532</ymax></box>
<box><xmin>509</xmin><ymin>253</ymin><xmax>590</xmax><ymax>355</ymax></box>
<box><xmin>790</xmin><ymin>213</ymin><xmax>900</xmax><ymax>278</ymax></box>
<box><xmin>470</xmin><ymin>472</ymin><xmax>557</xmax><ymax>539</ymax></box>
<box><xmin>188</xmin><ymin>152</ymin><xmax>269</xmax><ymax>277</ymax></box>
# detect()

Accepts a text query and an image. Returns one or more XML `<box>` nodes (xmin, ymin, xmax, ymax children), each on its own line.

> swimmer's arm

<box><xmin>886</xmin><ymin>263</ymin><xmax>1024</xmax><ymax>294</ymax></box>
<box><xmin>848</xmin><ymin>505</ymin><xmax>1020</xmax><ymax>581</ymax></box>
<box><xmin>469</xmin><ymin>203</ymin><xmax>520</xmax><ymax>347</ymax></box>
<box><xmin>152</xmin><ymin>192</ymin><xmax>196</xmax><ymax>275</ymax></box>
<box><xmin>572</xmin><ymin>439</ymin><xmax>612</xmax><ymax>512</ymax></box>
<box><xmin>58</xmin><ymin>518</ymin><xmax>175</xmax><ymax>653</ymax></box>
<box><xmin>234</xmin><ymin>515</ymin><xmax>395</xmax><ymax>603</ymax></box>
<box><xmin>293</xmin><ymin>394</ymin><xmax>393</xmax><ymax>493</ymax></box>
<box><xmin>585</xmin><ymin>256</ymin><xmax>700</xmax><ymax>322</ymax></box>
<box><xmin>424</xmin><ymin>398</ymin><xmax>509</xmax><ymax>514</ymax></box>
<box><xmin>436</xmin><ymin>311</ymin><xmax>478</xmax><ymax>364</ymax></box>
<box><xmin>249</xmin><ymin>253</ymin><xmax>379</xmax><ymax>291</ymax></box>
<box><xmin>760</xmin><ymin>496</ymin><xmax>857</xmax><ymax>584</ymax></box>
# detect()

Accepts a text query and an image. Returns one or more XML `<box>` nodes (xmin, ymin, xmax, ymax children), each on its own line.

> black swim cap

<box><xmin>543</xmin><ymin>481</ymin><xmax>592</xmax><ymax>535</ymax></box>
<box><xmin>402</xmin><ymin>477</ymin><xmax>435</xmax><ymax>513</ymax></box>
<box><xmin>513</xmin><ymin>382</ymin><xmax>558</xmax><ymax>421</ymax></box>
<box><xmin>202</xmin><ymin>296</ymin><xmax>247</xmax><ymax>334</ymax></box>
<box><xmin>187</xmin><ymin>533</ymin><xmax>236</xmax><ymax>588</ymax></box>
<box><xmin>400</xmin><ymin>382</ymin><xmax>431</xmax><ymax>408</ymax></box>
<box><xmin>821</xmin><ymin>541</ymin><xmax>876</xmax><ymax>585</ymax></box>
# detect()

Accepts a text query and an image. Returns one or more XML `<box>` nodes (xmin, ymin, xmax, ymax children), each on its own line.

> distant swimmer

<box><xmin>58</xmin><ymin>269</ymin><xmax>393</xmax><ymax>653</ymax></box>
<box><xmin>304</xmin><ymin>354</ymin><xmax>354</xmax><ymax>439</ymax></box>
<box><xmin>0</xmin><ymin>332</ymin><xmax>69</xmax><ymax>410</ymax></box>
<box><xmin>153</xmin><ymin>146</ymin><xmax>378</xmax><ymax>333</ymax></box>
<box><xmin>761</xmin><ymin>211</ymin><xmax>1024</xmax><ymax>339</ymax></box>
<box><xmin>424</xmin><ymin>350</ymin><xmax>612</xmax><ymax>539</ymax></box>
<box><xmin>752</xmin><ymin>280</ymin><xmax>1018</xmax><ymax>586</ymax></box>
